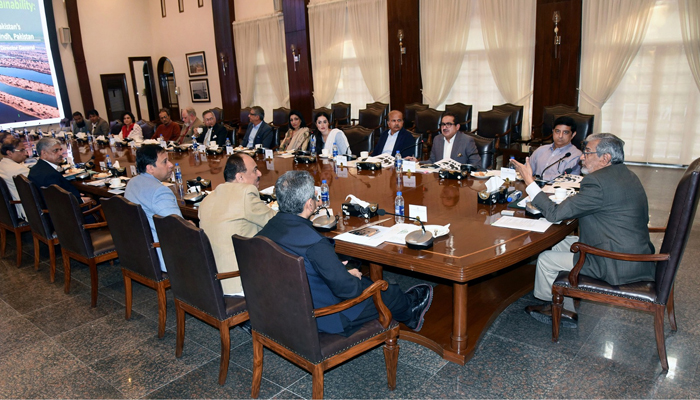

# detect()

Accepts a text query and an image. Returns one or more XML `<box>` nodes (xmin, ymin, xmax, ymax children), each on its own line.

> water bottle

<box><xmin>309</xmin><ymin>134</ymin><xmax>316</xmax><ymax>154</ymax></box>
<box><xmin>192</xmin><ymin>140</ymin><xmax>198</xmax><ymax>151</ymax></box>
<box><xmin>159</xmin><ymin>134</ymin><xmax>166</xmax><ymax>148</ymax></box>
<box><xmin>174</xmin><ymin>163</ymin><xmax>182</xmax><ymax>184</ymax></box>
<box><xmin>332</xmin><ymin>142</ymin><xmax>338</xmax><ymax>158</ymax></box>
<box><xmin>507</xmin><ymin>190</ymin><xmax>522</xmax><ymax>203</ymax></box>
<box><xmin>321</xmin><ymin>180</ymin><xmax>330</xmax><ymax>207</ymax></box>
<box><xmin>51</xmin><ymin>129</ymin><xmax>56</xmax><ymax>138</ymax></box>
<box><xmin>394</xmin><ymin>191</ymin><xmax>404</xmax><ymax>223</ymax></box>
<box><xmin>395</xmin><ymin>151</ymin><xmax>403</xmax><ymax>170</ymax></box>
<box><xmin>105</xmin><ymin>155</ymin><xmax>112</xmax><ymax>169</ymax></box>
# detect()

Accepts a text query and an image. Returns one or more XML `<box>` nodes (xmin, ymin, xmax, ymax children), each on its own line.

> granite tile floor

<box><xmin>1</xmin><ymin>165</ymin><xmax>699</xmax><ymax>399</ymax></box>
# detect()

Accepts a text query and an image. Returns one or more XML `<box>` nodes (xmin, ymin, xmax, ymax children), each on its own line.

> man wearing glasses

<box><xmin>241</xmin><ymin>106</ymin><xmax>274</xmax><ymax>149</ymax></box>
<box><xmin>529</xmin><ymin>116</ymin><xmax>582</xmax><ymax>181</ymax></box>
<box><xmin>426</xmin><ymin>112</ymin><xmax>481</xmax><ymax>165</ymax></box>
<box><xmin>28</xmin><ymin>138</ymin><xmax>90</xmax><ymax>203</ymax></box>
<box><xmin>511</xmin><ymin>133</ymin><xmax>654</xmax><ymax>329</ymax></box>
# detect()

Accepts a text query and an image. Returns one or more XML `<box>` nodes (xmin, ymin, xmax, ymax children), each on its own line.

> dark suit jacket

<box><xmin>429</xmin><ymin>132</ymin><xmax>481</xmax><ymax>165</ymax></box>
<box><xmin>371</xmin><ymin>128</ymin><xmax>416</xmax><ymax>157</ymax></box>
<box><xmin>196</xmin><ymin>123</ymin><xmax>229</xmax><ymax>147</ymax></box>
<box><xmin>532</xmin><ymin>163</ymin><xmax>655</xmax><ymax>285</ymax></box>
<box><xmin>241</xmin><ymin>121</ymin><xmax>274</xmax><ymax>149</ymax></box>
<box><xmin>28</xmin><ymin>159</ymin><xmax>82</xmax><ymax>200</ymax></box>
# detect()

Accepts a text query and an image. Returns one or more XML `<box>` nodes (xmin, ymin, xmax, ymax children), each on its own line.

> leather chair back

<box><xmin>210</xmin><ymin>107</ymin><xmax>224</xmax><ymax>123</ymax></box>
<box><xmin>102</xmin><ymin>196</ymin><xmax>165</xmax><ymax>282</ymax></box>
<box><xmin>654</xmin><ymin>158</ymin><xmax>700</xmax><ymax>304</ymax></box>
<box><xmin>404</xmin><ymin>102</ymin><xmax>428</xmax><ymax>129</ymax></box>
<box><xmin>366</xmin><ymin>102</ymin><xmax>389</xmax><ymax>128</ymax></box>
<box><xmin>493</xmin><ymin>103</ymin><xmax>523</xmax><ymax>140</ymax></box>
<box><xmin>272</xmin><ymin>107</ymin><xmax>290</xmax><ymax>127</ymax></box>
<box><xmin>14</xmin><ymin>175</ymin><xmax>54</xmax><ymax>240</ymax></box>
<box><xmin>564</xmin><ymin>111</ymin><xmax>594</xmax><ymax>150</ymax></box>
<box><xmin>445</xmin><ymin>103</ymin><xmax>473</xmax><ymax>131</ymax></box>
<box><xmin>138</xmin><ymin>120</ymin><xmax>155</xmax><ymax>139</ymax></box>
<box><xmin>414</xmin><ymin>108</ymin><xmax>442</xmax><ymax>138</ymax></box>
<box><xmin>153</xmin><ymin>214</ymin><xmax>229</xmax><ymax>321</ymax></box>
<box><xmin>466</xmin><ymin>132</ymin><xmax>495</xmax><ymax>170</ymax></box>
<box><xmin>41</xmin><ymin>185</ymin><xmax>94</xmax><ymax>258</ymax></box>
<box><xmin>344</xmin><ymin>126</ymin><xmax>374</xmax><ymax>155</ymax></box>
<box><xmin>541</xmin><ymin>104</ymin><xmax>577</xmax><ymax>138</ymax></box>
<box><xmin>233</xmin><ymin>235</ymin><xmax>323</xmax><ymax>363</ymax></box>
<box><xmin>331</xmin><ymin>102</ymin><xmax>351</xmax><ymax>127</ymax></box>
<box><xmin>476</xmin><ymin>109</ymin><xmax>512</xmax><ymax>146</ymax></box>
<box><xmin>0</xmin><ymin>178</ymin><xmax>22</xmax><ymax>228</ymax></box>
<box><xmin>357</xmin><ymin>108</ymin><xmax>384</xmax><ymax>130</ymax></box>
<box><xmin>312</xmin><ymin>107</ymin><xmax>333</xmax><ymax>127</ymax></box>
<box><xmin>109</xmin><ymin>121</ymin><xmax>123</xmax><ymax>136</ymax></box>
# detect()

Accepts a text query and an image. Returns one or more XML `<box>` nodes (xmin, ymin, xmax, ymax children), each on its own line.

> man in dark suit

<box><xmin>371</xmin><ymin>110</ymin><xmax>417</xmax><ymax>158</ymax></box>
<box><xmin>241</xmin><ymin>106</ymin><xmax>274</xmax><ymax>149</ymax></box>
<box><xmin>511</xmin><ymin>133</ymin><xmax>655</xmax><ymax>328</ymax></box>
<box><xmin>195</xmin><ymin>109</ymin><xmax>229</xmax><ymax>147</ymax></box>
<box><xmin>28</xmin><ymin>138</ymin><xmax>84</xmax><ymax>201</ymax></box>
<box><xmin>257</xmin><ymin>170</ymin><xmax>433</xmax><ymax>336</ymax></box>
<box><xmin>427</xmin><ymin>112</ymin><xmax>481</xmax><ymax>165</ymax></box>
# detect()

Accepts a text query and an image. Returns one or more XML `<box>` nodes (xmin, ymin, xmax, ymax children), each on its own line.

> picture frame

<box><xmin>198</xmin><ymin>0</ymin><xmax>204</xmax><ymax>7</ymax></box>
<box><xmin>186</xmin><ymin>51</ymin><xmax>207</xmax><ymax>77</ymax></box>
<box><xmin>190</xmin><ymin>79</ymin><xmax>210</xmax><ymax>103</ymax></box>
<box><xmin>161</xmin><ymin>0</ymin><xmax>166</xmax><ymax>18</ymax></box>
<box><xmin>178</xmin><ymin>0</ymin><xmax>184</xmax><ymax>13</ymax></box>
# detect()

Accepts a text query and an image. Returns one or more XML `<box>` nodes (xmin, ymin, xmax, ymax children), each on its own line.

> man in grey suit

<box><xmin>124</xmin><ymin>144</ymin><xmax>182</xmax><ymax>271</ymax></box>
<box><xmin>427</xmin><ymin>113</ymin><xmax>481</xmax><ymax>165</ymax></box>
<box><xmin>511</xmin><ymin>133</ymin><xmax>654</xmax><ymax>328</ymax></box>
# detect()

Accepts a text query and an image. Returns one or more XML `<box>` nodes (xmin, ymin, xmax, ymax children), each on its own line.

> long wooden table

<box><xmin>67</xmin><ymin>140</ymin><xmax>577</xmax><ymax>365</ymax></box>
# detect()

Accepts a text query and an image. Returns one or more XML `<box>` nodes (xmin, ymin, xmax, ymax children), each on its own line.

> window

<box><xmin>252</xmin><ymin>48</ymin><xmax>278</xmax><ymax>120</ymax></box>
<box><xmin>331</xmin><ymin>16</ymin><xmax>374</xmax><ymax>120</ymax></box>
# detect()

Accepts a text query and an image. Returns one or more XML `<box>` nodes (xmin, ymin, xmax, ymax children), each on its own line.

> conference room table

<box><xmin>65</xmin><ymin>139</ymin><xmax>577</xmax><ymax>365</ymax></box>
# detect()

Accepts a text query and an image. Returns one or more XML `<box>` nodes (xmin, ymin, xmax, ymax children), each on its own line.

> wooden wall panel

<box><xmin>532</xmin><ymin>0</ymin><xmax>582</xmax><ymax>129</ymax></box>
<box><xmin>212</xmin><ymin>0</ymin><xmax>240</xmax><ymax>121</ymax></box>
<box><xmin>283</xmin><ymin>0</ymin><xmax>314</xmax><ymax>120</ymax></box>
<box><xmin>388</xmin><ymin>0</ymin><xmax>422</xmax><ymax>114</ymax></box>
<box><xmin>65</xmin><ymin>0</ymin><xmax>93</xmax><ymax>112</ymax></box>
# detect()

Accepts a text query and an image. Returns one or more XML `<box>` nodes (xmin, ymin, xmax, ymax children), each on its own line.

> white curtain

<box><xmin>419</xmin><ymin>0</ymin><xmax>471</xmax><ymax>107</ymax></box>
<box><xmin>479</xmin><ymin>0</ymin><xmax>536</xmax><ymax>138</ymax></box>
<box><xmin>259</xmin><ymin>14</ymin><xmax>290</xmax><ymax>106</ymax></box>
<box><xmin>679</xmin><ymin>0</ymin><xmax>700</xmax><ymax>92</ymax></box>
<box><xmin>232</xmin><ymin>19</ymin><xmax>259</xmax><ymax>108</ymax></box>
<box><xmin>347</xmin><ymin>0</ymin><xmax>390</xmax><ymax>103</ymax></box>
<box><xmin>579</xmin><ymin>0</ymin><xmax>655</xmax><ymax>132</ymax></box>
<box><xmin>308</xmin><ymin>0</ymin><xmax>347</xmax><ymax>107</ymax></box>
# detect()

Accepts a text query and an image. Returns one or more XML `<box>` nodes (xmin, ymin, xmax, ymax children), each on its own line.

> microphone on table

<box><xmin>312</xmin><ymin>206</ymin><xmax>338</xmax><ymax>231</ymax></box>
<box><xmin>399</xmin><ymin>139</ymin><xmax>425</xmax><ymax>157</ymax></box>
<box><xmin>376</xmin><ymin>209</ymin><xmax>434</xmax><ymax>249</ymax></box>
<box><xmin>536</xmin><ymin>152</ymin><xmax>571</xmax><ymax>180</ymax></box>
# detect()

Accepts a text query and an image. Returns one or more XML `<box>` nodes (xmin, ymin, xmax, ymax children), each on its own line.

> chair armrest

<box><xmin>567</xmin><ymin>242</ymin><xmax>670</xmax><ymax>287</ymax></box>
<box><xmin>79</xmin><ymin>199</ymin><xmax>96</xmax><ymax>208</ymax></box>
<box><xmin>83</xmin><ymin>222</ymin><xmax>108</xmax><ymax>229</ymax></box>
<box><xmin>648</xmin><ymin>226</ymin><xmax>666</xmax><ymax>233</ymax></box>
<box><xmin>314</xmin><ymin>280</ymin><xmax>392</xmax><ymax>328</ymax></box>
<box><xmin>10</xmin><ymin>200</ymin><xmax>21</xmax><ymax>205</ymax></box>
<box><xmin>216</xmin><ymin>271</ymin><xmax>240</xmax><ymax>280</ymax></box>
<box><xmin>151</xmin><ymin>242</ymin><xmax>160</xmax><ymax>248</ymax></box>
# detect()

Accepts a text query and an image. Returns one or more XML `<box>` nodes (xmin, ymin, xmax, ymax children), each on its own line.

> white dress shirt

<box><xmin>380</xmin><ymin>130</ymin><xmax>400</xmax><ymax>155</ymax></box>
<box><xmin>443</xmin><ymin>135</ymin><xmax>456</xmax><ymax>161</ymax></box>
<box><xmin>0</xmin><ymin>158</ymin><xmax>30</xmax><ymax>218</ymax></box>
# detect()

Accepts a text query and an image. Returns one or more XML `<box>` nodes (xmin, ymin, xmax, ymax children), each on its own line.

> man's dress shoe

<box><xmin>525</xmin><ymin>303</ymin><xmax>578</xmax><ymax>328</ymax></box>
<box><xmin>404</xmin><ymin>284</ymin><xmax>434</xmax><ymax>332</ymax></box>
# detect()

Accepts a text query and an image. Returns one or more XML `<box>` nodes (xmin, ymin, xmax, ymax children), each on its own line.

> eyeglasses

<box><xmin>582</xmin><ymin>151</ymin><xmax>598</xmax><ymax>157</ymax></box>
<box><xmin>439</xmin><ymin>122</ymin><xmax>455</xmax><ymax>127</ymax></box>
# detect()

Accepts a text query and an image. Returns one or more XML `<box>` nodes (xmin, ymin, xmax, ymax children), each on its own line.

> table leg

<box><xmin>370</xmin><ymin>263</ymin><xmax>383</xmax><ymax>282</ymax></box>
<box><xmin>451</xmin><ymin>282</ymin><xmax>468</xmax><ymax>353</ymax></box>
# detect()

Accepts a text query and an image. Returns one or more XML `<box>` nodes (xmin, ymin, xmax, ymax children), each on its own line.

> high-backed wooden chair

<box><xmin>42</xmin><ymin>185</ymin><xmax>118</xmax><ymax>307</ymax></box>
<box><xmin>343</xmin><ymin>125</ymin><xmax>375</xmax><ymax>155</ymax></box>
<box><xmin>311</xmin><ymin>107</ymin><xmax>333</xmax><ymax>128</ymax></box>
<box><xmin>445</xmin><ymin>102</ymin><xmax>473</xmax><ymax>132</ymax></box>
<box><xmin>366</xmin><ymin>101</ymin><xmax>389</xmax><ymax>129</ymax></box>
<box><xmin>331</xmin><ymin>102</ymin><xmax>351</xmax><ymax>127</ymax></box>
<box><xmin>355</xmin><ymin>107</ymin><xmax>384</xmax><ymax>134</ymax></box>
<box><xmin>14</xmin><ymin>175</ymin><xmax>60</xmax><ymax>281</ymax></box>
<box><xmin>471</xmin><ymin>109</ymin><xmax>513</xmax><ymax>165</ymax></box>
<box><xmin>530</xmin><ymin>104</ymin><xmax>578</xmax><ymax>143</ymax></box>
<box><xmin>102</xmin><ymin>196</ymin><xmax>171</xmax><ymax>338</ymax></box>
<box><xmin>154</xmin><ymin>214</ymin><xmax>248</xmax><ymax>385</ymax></box>
<box><xmin>492</xmin><ymin>103</ymin><xmax>523</xmax><ymax>141</ymax></box>
<box><xmin>466</xmin><ymin>132</ymin><xmax>496</xmax><ymax>170</ymax></box>
<box><xmin>413</xmin><ymin>108</ymin><xmax>443</xmax><ymax>156</ymax></box>
<box><xmin>552</xmin><ymin>158</ymin><xmax>700</xmax><ymax>371</ymax></box>
<box><xmin>233</xmin><ymin>235</ymin><xmax>400</xmax><ymax>399</ymax></box>
<box><xmin>404</xmin><ymin>102</ymin><xmax>428</xmax><ymax>130</ymax></box>
<box><xmin>0</xmin><ymin>178</ymin><xmax>30</xmax><ymax>267</ymax></box>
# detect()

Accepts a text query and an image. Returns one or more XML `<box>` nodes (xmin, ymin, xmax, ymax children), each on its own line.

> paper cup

<box><xmin>109</xmin><ymin>178</ymin><xmax>122</xmax><ymax>187</ymax></box>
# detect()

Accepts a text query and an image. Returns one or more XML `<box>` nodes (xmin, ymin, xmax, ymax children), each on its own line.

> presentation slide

<box><xmin>0</xmin><ymin>0</ymin><xmax>66</xmax><ymax>129</ymax></box>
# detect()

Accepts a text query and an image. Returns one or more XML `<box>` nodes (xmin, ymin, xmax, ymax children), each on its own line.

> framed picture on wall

<box><xmin>190</xmin><ymin>79</ymin><xmax>210</xmax><ymax>103</ymax></box>
<box><xmin>186</xmin><ymin>51</ymin><xmax>207</xmax><ymax>77</ymax></box>
<box><xmin>160</xmin><ymin>0</ymin><xmax>166</xmax><ymax>18</ymax></box>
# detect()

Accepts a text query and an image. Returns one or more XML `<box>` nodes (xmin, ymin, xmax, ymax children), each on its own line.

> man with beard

<box><xmin>71</xmin><ymin>111</ymin><xmax>90</xmax><ymax>134</ymax></box>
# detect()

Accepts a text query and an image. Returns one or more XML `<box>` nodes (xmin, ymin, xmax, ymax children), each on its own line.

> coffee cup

<box><xmin>197</xmin><ymin>127</ymin><xmax>203</xmax><ymax>134</ymax></box>
<box><xmin>554</xmin><ymin>187</ymin><xmax>568</xmax><ymax>200</ymax></box>
<box><xmin>109</xmin><ymin>178</ymin><xmax>122</xmax><ymax>187</ymax></box>
<box><xmin>361</xmin><ymin>151</ymin><xmax>369</xmax><ymax>158</ymax></box>
<box><xmin>322</xmin><ymin>149</ymin><xmax>331</xmax><ymax>157</ymax></box>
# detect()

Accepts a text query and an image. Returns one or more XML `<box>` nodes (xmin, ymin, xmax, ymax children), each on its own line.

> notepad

<box><xmin>491</xmin><ymin>216</ymin><xmax>552</xmax><ymax>233</ymax></box>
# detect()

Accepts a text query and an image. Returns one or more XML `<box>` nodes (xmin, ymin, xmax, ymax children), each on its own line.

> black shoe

<box><xmin>238</xmin><ymin>321</ymin><xmax>252</xmax><ymax>336</ymax></box>
<box><xmin>403</xmin><ymin>284</ymin><xmax>433</xmax><ymax>332</ymax></box>
<box><xmin>524</xmin><ymin>304</ymin><xmax>578</xmax><ymax>328</ymax></box>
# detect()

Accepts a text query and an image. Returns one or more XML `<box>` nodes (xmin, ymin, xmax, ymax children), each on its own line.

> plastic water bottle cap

<box><xmin>322</xmin><ymin>180</ymin><xmax>327</xmax><ymax>184</ymax></box>
<box><xmin>397</xmin><ymin>191</ymin><xmax>402</xmax><ymax>196</ymax></box>
<box><xmin>175</xmin><ymin>163</ymin><xmax>179</xmax><ymax>166</ymax></box>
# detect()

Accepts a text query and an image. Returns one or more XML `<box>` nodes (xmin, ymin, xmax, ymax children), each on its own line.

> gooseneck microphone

<box><xmin>376</xmin><ymin>209</ymin><xmax>434</xmax><ymax>249</ymax></box>
<box><xmin>537</xmin><ymin>152</ymin><xmax>571</xmax><ymax>179</ymax></box>
<box><xmin>312</xmin><ymin>207</ymin><xmax>337</xmax><ymax>231</ymax></box>
<box><xmin>399</xmin><ymin>139</ymin><xmax>425</xmax><ymax>157</ymax></box>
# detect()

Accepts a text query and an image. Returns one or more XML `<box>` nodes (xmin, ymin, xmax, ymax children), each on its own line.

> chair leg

<box><xmin>14</xmin><ymin>229</ymin><xmax>22</xmax><ymax>267</ymax></box>
<box><xmin>251</xmin><ymin>333</ymin><xmax>263</xmax><ymax>399</ymax></box>
<box><xmin>175</xmin><ymin>300</ymin><xmax>185</xmax><ymax>358</ymax></box>
<box><xmin>122</xmin><ymin>269</ymin><xmax>132</xmax><ymax>321</ymax></box>
<box><xmin>156</xmin><ymin>281</ymin><xmax>168</xmax><ymax>338</ymax></box>
<box><xmin>311</xmin><ymin>364</ymin><xmax>324</xmax><ymax>400</ymax></box>
<box><xmin>0</xmin><ymin>227</ymin><xmax>6</xmax><ymax>257</ymax></box>
<box><xmin>48</xmin><ymin>241</ymin><xmax>57</xmax><ymax>283</ymax></box>
<box><xmin>62</xmin><ymin>250</ymin><xmax>71</xmax><ymax>294</ymax></box>
<box><xmin>218</xmin><ymin>323</ymin><xmax>231</xmax><ymax>385</ymax></box>
<box><xmin>552</xmin><ymin>293</ymin><xmax>563</xmax><ymax>342</ymax></box>
<box><xmin>667</xmin><ymin>285</ymin><xmax>677</xmax><ymax>332</ymax></box>
<box><xmin>383</xmin><ymin>336</ymin><xmax>399</xmax><ymax>391</ymax></box>
<box><xmin>89</xmin><ymin>259</ymin><xmax>98</xmax><ymax>308</ymax></box>
<box><xmin>654</xmin><ymin>305</ymin><xmax>669</xmax><ymax>371</ymax></box>
<box><xmin>33</xmin><ymin>236</ymin><xmax>40</xmax><ymax>271</ymax></box>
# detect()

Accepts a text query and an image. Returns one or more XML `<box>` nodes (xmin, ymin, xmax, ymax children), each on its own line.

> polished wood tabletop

<box><xmin>65</xmin><ymin>140</ymin><xmax>577</xmax><ymax>364</ymax></box>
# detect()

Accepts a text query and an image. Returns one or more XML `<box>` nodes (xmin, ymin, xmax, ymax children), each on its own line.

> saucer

<box><xmin>423</xmin><ymin>224</ymin><xmax>450</xmax><ymax>237</ymax></box>
<box><xmin>548</xmin><ymin>195</ymin><xmax>568</xmax><ymax>204</ymax></box>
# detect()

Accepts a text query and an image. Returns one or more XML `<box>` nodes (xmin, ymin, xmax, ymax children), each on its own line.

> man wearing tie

<box><xmin>370</xmin><ymin>110</ymin><xmax>416</xmax><ymax>158</ymax></box>
<box><xmin>241</xmin><ymin>106</ymin><xmax>274</xmax><ymax>149</ymax></box>
<box><xmin>528</xmin><ymin>116</ymin><xmax>582</xmax><ymax>181</ymax></box>
<box><xmin>195</xmin><ymin>109</ymin><xmax>228</xmax><ymax>147</ymax></box>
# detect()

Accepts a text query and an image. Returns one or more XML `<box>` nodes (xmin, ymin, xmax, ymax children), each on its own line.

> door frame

<box><xmin>128</xmin><ymin>56</ymin><xmax>159</xmax><ymax>122</ymax></box>
<box><xmin>100</xmin><ymin>73</ymin><xmax>131</xmax><ymax>122</ymax></box>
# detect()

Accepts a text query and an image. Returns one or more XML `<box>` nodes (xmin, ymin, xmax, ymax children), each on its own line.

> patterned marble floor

<box><xmin>0</xmin><ymin>165</ymin><xmax>698</xmax><ymax>399</ymax></box>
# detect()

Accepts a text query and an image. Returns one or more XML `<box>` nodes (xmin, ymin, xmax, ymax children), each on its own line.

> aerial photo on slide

<box><xmin>0</xmin><ymin>0</ymin><xmax>60</xmax><ymax>125</ymax></box>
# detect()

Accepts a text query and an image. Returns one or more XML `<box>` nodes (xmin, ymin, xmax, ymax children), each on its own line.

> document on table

<box><xmin>491</xmin><ymin>216</ymin><xmax>553</xmax><ymax>233</ymax></box>
<box><xmin>335</xmin><ymin>226</ymin><xmax>391</xmax><ymax>247</ymax></box>
<box><xmin>383</xmin><ymin>223</ymin><xmax>422</xmax><ymax>244</ymax></box>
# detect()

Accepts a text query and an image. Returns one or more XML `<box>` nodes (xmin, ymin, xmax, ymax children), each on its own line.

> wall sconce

<box><xmin>291</xmin><ymin>44</ymin><xmax>300</xmax><ymax>72</ymax></box>
<box><xmin>397</xmin><ymin>29</ymin><xmax>406</xmax><ymax>65</ymax></box>
<box><xmin>174</xmin><ymin>86</ymin><xmax>180</xmax><ymax>96</ymax></box>
<box><xmin>219</xmin><ymin>52</ymin><xmax>228</xmax><ymax>76</ymax></box>
<box><xmin>553</xmin><ymin>11</ymin><xmax>561</xmax><ymax>59</ymax></box>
